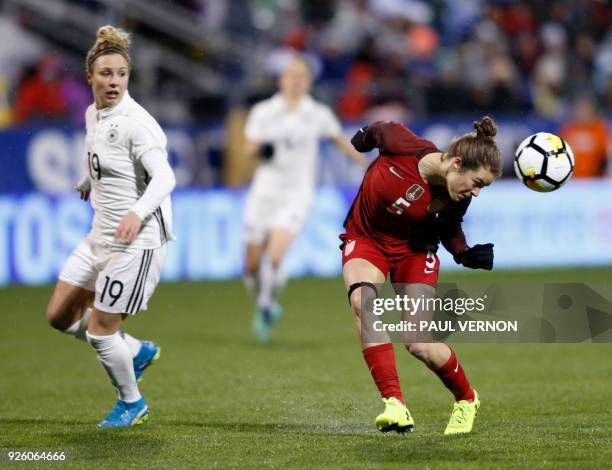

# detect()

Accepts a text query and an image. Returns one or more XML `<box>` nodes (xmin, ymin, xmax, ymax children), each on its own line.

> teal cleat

<box><xmin>252</xmin><ymin>303</ymin><xmax>284</xmax><ymax>343</ymax></box>
<box><xmin>252</xmin><ymin>308</ymin><xmax>272</xmax><ymax>343</ymax></box>
<box><xmin>97</xmin><ymin>398</ymin><xmax>149</xmax><ymax>427</ymax></box>
<box><xmin>268</xmin><ymin>303</ymin><xmax>283</xmax><ymax>326</ymax></box>
<box><xmin>133</xmin><ymin>341</ymin><xmax>160</xmax><ymax>382</ymax></box>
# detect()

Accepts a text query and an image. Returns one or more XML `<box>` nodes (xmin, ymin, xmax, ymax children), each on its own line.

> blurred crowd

<box><xmin>0</xmin><ymin>0</ymin><xmax>610</xmax><ymax>131</ymax></box>
<box><xmin>241</xmin><ymin>0</ymin><xmax>611</xmax><ymax>124</ymax></box>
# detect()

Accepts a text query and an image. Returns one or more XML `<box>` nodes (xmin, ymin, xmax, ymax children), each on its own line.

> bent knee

<box><xmin>268</xmin><ymin>253</ymin><xmax>285</xmax><ymax>269</ymax></box>
<box><xmin>245</xmin><ymin>259</ymin><xmax>260</xmax><ymax>274</ymax></box>
<box><xmin>349</xmin><ymin>289</ymin><xmax>363</xmax><ymax>317</ymax></box>
<box><xmin>405</xmin><ymin>343</ymin><xmax>431</xmax><ymax>359</ymax></box>
<box><xmin>87</xmin><ymin>311</ymin><xmax>123</xmax><ymax>335</ymax></box>
<box><xmin>245</xmin><ymin>250</ymin><xmax>263</xmax><ymax>274</ymax></box>
<box><xmin>46</xmin><ymin>303</ymin><xmax>68</xmax><ymax>330</ymax></box>
<box><xmin>46</xmin><ymin>301</ymin><xmax>87</xmax><ymax>331</ymax></box>
<box><xmin>348</xmin><ymin>287</ymin><xmax>377</xmax><ymax>321</ymax></box>
<box><xmin>351</xmin><ymin>305</ymin><xmax>362</xmax><ymax>324</ymax></box>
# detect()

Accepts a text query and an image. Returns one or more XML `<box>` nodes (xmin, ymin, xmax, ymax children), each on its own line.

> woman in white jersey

<box><xmin>243</xmin><ymin>56</ymin><xmax>368</xmax><ymax>343</ymax></box>
<box><xmin>45</xmin><ymin>25</ymin><xmax>175</xmax><ymax>427</ymax></box>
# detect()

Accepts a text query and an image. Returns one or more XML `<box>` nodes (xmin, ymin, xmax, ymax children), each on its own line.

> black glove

<box><xmin>351</xmin><ymin>126</ymin><xmax>375</xmax><ymax>152</ymax></box>
<box><xmin>260</xmin><ymin>142</ymin><xmax>275</xmax><ymax>160</ymax></box>
<box><xmin>453</xmin><ymin>243</ymin><xmax>494</xmax><ymax>270</ymax></box>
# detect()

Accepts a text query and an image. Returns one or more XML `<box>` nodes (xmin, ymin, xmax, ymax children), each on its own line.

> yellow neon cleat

<box><xmin>444</xmin><ymin>390</ymin><xmax>480</xmax><ymax>435</ymax></box>
<box><xmin>375</xmin><ymin>397</ymin><xmax>415</xmax><ymax>433</ymax></box>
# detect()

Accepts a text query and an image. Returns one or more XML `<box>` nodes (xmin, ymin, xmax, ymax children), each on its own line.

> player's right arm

<box><xmin>331</xmin><ymin>133</ymin><xmax>369</xmax><ymax>166</ymax></box>
<box><xmin>77</xmin><ymin>104</ymin><xmax>96</xmax><ymax>201</ymax></box>
<box><xmin>245</xmin><ymin>139</ymin><xmax>275</xmax><ymax>160</ymax></box>
<box><xmin>244</xmin><ymin>102</ymin><xmax>275</xmax><ymax>160</ymax></box>
<box><xmin>75</xmin><ymin>174</ymin><xmax>91</xmax><ymax>201</ymax></box>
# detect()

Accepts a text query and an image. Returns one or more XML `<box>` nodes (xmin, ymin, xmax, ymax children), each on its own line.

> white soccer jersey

<box><xmin>245</xmin><ymin>93</ymin><xmax>342</xmax><ymax>197</ymax></box>
<box><xmin>84</xmin><ymin>91</ymin><xmax>173</xmax><ymax>249</ymax></box>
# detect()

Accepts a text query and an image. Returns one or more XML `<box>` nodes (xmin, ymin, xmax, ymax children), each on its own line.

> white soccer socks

<box><xmin>63</xmin><ymin>307</ymin><xmax>142</xmax><ymax>358</ymax></box>
<box><xmin>257</xmin><ymin>259</ymin><xmax>287</xmax><ymax>310</ymax></box>
<box><xmin>120</xmin><ymin>331</ymin><xmax>142</xmax><ymax>357</ymax></box>
<box><xmin>86</xmin><ymin>331</ymin><xmax>142</xmax><ymax>403</ymax></box>
<box><xmin>244</xmin><ymin>271</ymin><xmax>260</xmax><ymax>300</ymax></box>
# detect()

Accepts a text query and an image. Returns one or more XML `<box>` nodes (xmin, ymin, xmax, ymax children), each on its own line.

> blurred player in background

<box><xmin>559</xmin><ymin>93</ymin><xmax>610</xmax><ymax>178</ymax></box>
<box><xmin>243</xmin><ymin>55</ymin><xmax>368</xmax><ymax>343</ymax></box>
<box><xmin>45</xmin><ymin>25</ymin><xmax>175</xmax><ymax>427</ymax></box>
<box><xmin>342</xmin><ymin>117</ymin><xmax>501</xmax><ymax>434</ymax></box>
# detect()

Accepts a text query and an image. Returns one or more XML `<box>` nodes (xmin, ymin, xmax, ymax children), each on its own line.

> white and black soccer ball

<box><xmin>514</xmin><ymin>132</ymin><xmax>575</xmax><ymax>192</ymax></box>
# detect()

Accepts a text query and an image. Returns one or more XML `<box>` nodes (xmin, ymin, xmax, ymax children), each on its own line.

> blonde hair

<box><xmin>446</xmin><ymin>116</ymin><xmax>502</xmax><ymax>177</ymax></box>
<box><xmin>86</xmin><ymin>25</ymin><xmax>131</xmax><ymax>72</ymax></box>
<box><xmin>284</xmin><ymin>54</ymin><xmax>312</xmax><ymax>76</ymax></box>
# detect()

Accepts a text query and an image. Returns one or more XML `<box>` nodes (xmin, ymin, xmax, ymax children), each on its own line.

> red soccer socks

<box><xmin>363</xmin><ymin>343</ymin><xmax>404</xmax><ymax>403</ymax></box>
<box><xmin>431</xmin><ymin>347</ymin><xmax>475</xmax><ymax>402</ymax></box>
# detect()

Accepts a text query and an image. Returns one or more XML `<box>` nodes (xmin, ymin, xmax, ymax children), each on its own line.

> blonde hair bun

<box><xmin>86</xmin><ymin>25</ymin><xmax>131</xmax><ymax>71</ymax></box>
<box><xmin>95</xmin><ymin>25</ymin><xmax>131</xmax><ymax>49</ymax></box>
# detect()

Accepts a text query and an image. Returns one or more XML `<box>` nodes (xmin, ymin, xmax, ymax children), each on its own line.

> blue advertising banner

<box><xmin>0</xmin><ymin>181</ymin><xmax>611</xmax><ymax>286</ymax></box>
<box><xmin>0</xmin><ymin>126</ymin><xmax>225</xmax><ymax>194</ymax></box>
<box><xmin>0</xmin><ymin>117</ymin><xmax>561</xmax><ymax>193</ymax></box>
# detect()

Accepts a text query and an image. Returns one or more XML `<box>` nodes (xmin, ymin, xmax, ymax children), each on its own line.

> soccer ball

<box><xmin>514</xmin><ymin>132</ymin><xmax>574</xmax><ymax>192</ymax></box>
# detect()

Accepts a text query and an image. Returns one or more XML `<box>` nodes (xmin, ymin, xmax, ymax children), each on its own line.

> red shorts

<box><xmin>340</xmin><ymin>233</ymin><xmax>439</xmax><ymax>285</ymax></box>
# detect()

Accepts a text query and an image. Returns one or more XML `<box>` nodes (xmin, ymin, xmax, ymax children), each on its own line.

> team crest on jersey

<box><xmin>106</xmin><ymin>127</ymin><xmax>119</xmax><ymax>143</ymax></box>
<box><xmin>405</xmin><ymin>184</ymin><xmax>424</xmax><ymax>201</ymax></box>
<box><xmin>344</xmin><ymin>239</ymin><xmax>356</xmax><ymax>256</ymax></box>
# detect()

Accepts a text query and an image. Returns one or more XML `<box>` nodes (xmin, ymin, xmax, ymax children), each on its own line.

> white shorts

<box><xmin>244</xmin><ymin>190</ymin><xmax>312</xmax><ymax>244</ymax></box>
<box><xmin>59</xmin><ymin>235</ymin><xmax>167</xmax><ymax>315</ymax></box>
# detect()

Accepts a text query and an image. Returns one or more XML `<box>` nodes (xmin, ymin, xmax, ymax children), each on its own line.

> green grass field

<box><xmin>1</xmin><ymin>268</ymin><xmax>611</xmax><ymax>469</ymax></box>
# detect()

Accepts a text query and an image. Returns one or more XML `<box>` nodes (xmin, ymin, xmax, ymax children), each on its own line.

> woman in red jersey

<box><xmin>341</xmin><ymin>117</ymin><xmax>501</xmax><ymax>434</ymax></box>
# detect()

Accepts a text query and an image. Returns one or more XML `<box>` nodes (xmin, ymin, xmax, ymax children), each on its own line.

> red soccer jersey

<box><xmin>344</xmin><ymin>121</ymin><xmax>470</xmax><ymax>257</ymax></box>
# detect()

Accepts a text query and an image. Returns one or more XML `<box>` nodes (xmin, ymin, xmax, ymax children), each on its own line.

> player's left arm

<box><xmin>115</xmin><ymin>121</ymin><xmax>176</xmax><ymax>244</ymax></box>
<box><xmin>331</xmin><ymin>133</ymin><xmax>369</xmax><ymax>166</ymax></box>
<box><xmin>439</xmin><ymin>199</ymin><xmax>494</xmax><ymax>271</ymax></box>
<box><xmin>116</xmin><ymin>147</ymin><xmax>176</xmax><ymax>244</ymax></box>
<box><xmin>321</xmin><ymin>104</ymin><xmax>368</xmax><ymax>166</ymax></box>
